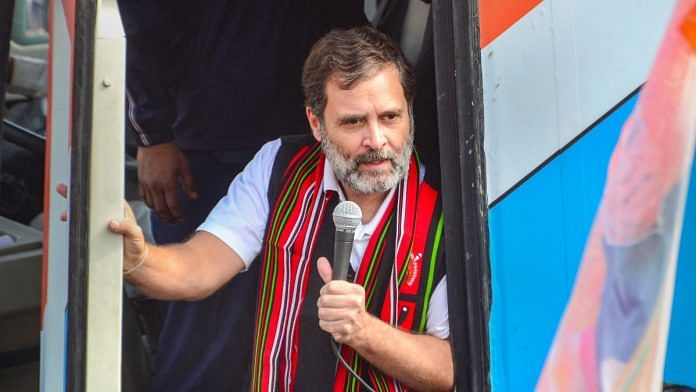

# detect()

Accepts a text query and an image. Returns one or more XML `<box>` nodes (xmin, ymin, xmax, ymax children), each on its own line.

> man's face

<box><xmin>307</xmin><ymin>65</ymin><xmax>414</xmax><ymax>195</ymax></box>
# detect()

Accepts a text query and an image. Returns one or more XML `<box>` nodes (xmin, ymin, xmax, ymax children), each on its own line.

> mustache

<box><xmin>353</xmin><ymin>149</ymin><xmax>396</xmax><ymax>166</ymax></box>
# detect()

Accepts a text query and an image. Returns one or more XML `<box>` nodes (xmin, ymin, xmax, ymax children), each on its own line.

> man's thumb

<box><xmin>317</xmin><ymin>257</ymin><xmax>333</xmax><ymax>284</ymax></box>
<box><xmin>179</xmin><ymin>159</ymin><xmax>198</xmax><ymax>200</ymax></box>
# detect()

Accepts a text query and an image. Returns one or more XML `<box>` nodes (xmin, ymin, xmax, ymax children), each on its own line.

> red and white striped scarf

<box><xmin>251</xmin><ymin>142</ymin><xmax>441</xmax><ymax>391</ymax></box>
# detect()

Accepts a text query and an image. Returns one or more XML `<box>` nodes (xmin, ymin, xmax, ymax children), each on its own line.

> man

<box><xmin>111</xmin><ymin>26</ymin><xmax>453</xmax><ymax>391</ymax></box>
<box><xmin>117</xmin><ymin>1</ymin><xmax>367</xmax><ymax>389</ymax></box>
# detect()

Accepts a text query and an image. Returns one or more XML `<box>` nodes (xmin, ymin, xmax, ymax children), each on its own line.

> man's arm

<box><xmin>108</xmin><ymin>203</ymin><xmax>244</xmax><ymax>301</ymax></box>
<box><xmin>118</xmin><ymin>0</ymin><xmax>179</xmax><ymax>146</ymax></box>
<box><xmin>118</xmin><ymin>0</ymin><xmax>198</xmax><ymax>222</ymax></box>
<box><xmin>316</xmin><ymin>258</ymin><xmax>454</xmax><ymax>391</ymax></box>
<box><xmin>106</xmin><ymin>139</ymin><xmax>278</xmax><ymax>299</ymax></box>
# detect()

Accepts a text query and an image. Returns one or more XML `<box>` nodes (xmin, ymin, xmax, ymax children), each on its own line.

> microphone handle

<box><xmin>332</xmin><ymin>229</ymin><xmax>355</xmax><ymax>280</ymax></box>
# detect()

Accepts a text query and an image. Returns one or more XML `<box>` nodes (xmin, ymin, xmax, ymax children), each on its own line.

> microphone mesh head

<box><xmin>332</xmin><ymin>201</ymin><xmax>362</xmax><ymax>230</ymax></box>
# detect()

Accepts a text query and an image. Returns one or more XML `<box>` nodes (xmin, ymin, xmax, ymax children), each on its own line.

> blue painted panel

<box><xmin>488</xmin><ymin>96</ymin><xmax>632</xmax><ymax>390</ymax></box>
<box><xmin>488</xmin><ymin>92</ymin><xmax>696</xmax><ymax>390</ymax></box>
<box><xmin>663</xmin><ymin>163</ymin><xmax>696</xmax><ymax>385</ymax></box>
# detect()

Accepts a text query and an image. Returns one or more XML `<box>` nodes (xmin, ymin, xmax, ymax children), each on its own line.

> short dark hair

<box><xmin>302</xmin><ymin>26</ymin><xmax>415</xmax><ymax>119</ymax></box>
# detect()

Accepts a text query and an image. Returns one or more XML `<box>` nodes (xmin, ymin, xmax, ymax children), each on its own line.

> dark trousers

<box><xmin>149</xmin><ymin>149</ymin><xmax>260</xmax><ymax>392</ymax></box>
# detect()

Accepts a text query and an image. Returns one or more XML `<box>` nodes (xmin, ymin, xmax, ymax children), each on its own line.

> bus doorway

<box><xmin>2</xmin><ymin>0</ymin><xmax>491</xmax><ymax>390</ymax></box>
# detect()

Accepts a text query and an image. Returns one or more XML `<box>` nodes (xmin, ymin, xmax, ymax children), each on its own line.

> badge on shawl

<box><xmin>405</xmin><ymin>252</ymin><xmax>422</xmax><ymax>288</ymax></box>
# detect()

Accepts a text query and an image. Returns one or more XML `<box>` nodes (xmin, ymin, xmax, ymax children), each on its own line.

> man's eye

<box><xmin>341</xmin><ymin>118</ymin><xmax>363</xmax><ymax>126</ymax></box>
<box><xmin>382</xmin><ymin>113</ymin><xmax>400</xmax><ymax>121</ymax></box>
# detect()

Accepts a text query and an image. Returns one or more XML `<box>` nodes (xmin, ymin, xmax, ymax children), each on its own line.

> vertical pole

<box><xmin>67</xmin><ymin>0</ymin><xmax>125</xmax><ymax>390</ymax></box>
<box><xmin>431</xmin><ymin>0</ymin><xmax>491</xmax><ymax>390</ymax></box>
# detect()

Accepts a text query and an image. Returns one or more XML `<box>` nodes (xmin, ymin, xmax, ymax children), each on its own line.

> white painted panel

<box><xmin>483</xmin><ymin>0</ymin><xmax>677</xmax><ymax>203</ymax></box>
<box><xmin>482</xmin><ymin>2</ymin><xmax>561</xmax><ymax>202</ymax></box>
<box><xmin>573</xmin><ymin>0</ymin><xmax>675</xmax><ymax>142</ymax></box>
<box><xmin>40</xmin><ymin>1</ymin><xmax>72</xmax><ymax>391</ymax></box>
<box><xmin>84</xmin><ymin>1</ymin><xmax>125</xmax><ymax>389</ymax></box>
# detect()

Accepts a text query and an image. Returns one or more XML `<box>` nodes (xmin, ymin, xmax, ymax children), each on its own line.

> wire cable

<box><xmin>331</xmin><ymin>337</ymin><xmax>376</xmax><ymax>392</ymax></box>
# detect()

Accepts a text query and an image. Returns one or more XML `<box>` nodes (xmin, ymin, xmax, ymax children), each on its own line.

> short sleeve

<box><xmin>426</xmin><ymin>277</ymin><xmax>449</xmax><ymax>339</ymax></box>
<box><xmin>197</xmin><ymin>139</ymin><xmax>281</xmax><ymax>269</ymax></box>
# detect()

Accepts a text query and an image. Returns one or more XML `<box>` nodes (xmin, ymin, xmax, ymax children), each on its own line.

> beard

<box><xmin>319</xmin><ymin>120</ymin><xmax>414</xmax><ymax>194</ymax></box>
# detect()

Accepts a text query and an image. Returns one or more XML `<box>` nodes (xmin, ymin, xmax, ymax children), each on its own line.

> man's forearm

<box><xmin>123</xmin><ymin>232</ymin><xmax>244</xmax><ymax>301</ymax></box>
<box><xmin>350</xmin><ymin>315</ymin><xmax>454</xmax><ymax>391</ymax></box>
<box><xmin>126</xmin><ymin>243</ymin><xmax>207</xmax><ymax>300</ymax></box>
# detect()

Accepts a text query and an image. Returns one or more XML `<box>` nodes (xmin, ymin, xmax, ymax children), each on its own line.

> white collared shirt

<box><xmin>199</xmin><ymin>138</ymin><xmax>449</xmax><ymax>338</ymax></box>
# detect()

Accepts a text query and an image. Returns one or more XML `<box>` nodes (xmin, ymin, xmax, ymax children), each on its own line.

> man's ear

<box><xmin>306</xmin><ymin>107</ymin><xmax>322</xmax><ymax>142</ymax></box>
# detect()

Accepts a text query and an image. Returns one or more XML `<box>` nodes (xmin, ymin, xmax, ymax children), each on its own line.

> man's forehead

<box><xmin>327</xmin><ymin>63</ymin><xmax>399</xmax><ymax>91</ymax></box>
<box><xmin>324</xmin><ymin>65</ymin><xmax>406</xmax><ymax>112</ymax></box>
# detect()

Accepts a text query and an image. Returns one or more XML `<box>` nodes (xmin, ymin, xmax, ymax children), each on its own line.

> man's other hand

<box><xmin>108</xmin><ymin>202</ymin><xmax>148</xmax><ymax>272</ymax></box>
<box><xmin>316</xmin><ymin>257</ymin><xmax>371</xmax><ymax>346</ymax></box>
<box><xmin>57</xmin><ymin>182</ymin><xmax>148</xmax><ymax>273</ymax></box>
<box><xmin>137</xmin><ymin>142</ymin><xmax>198</xmax><ymax>223</ymax></box>
<box><xmin>56</xmin><ymin>183</ymin><xmax>146</xmax><ymax>270</ymax></box>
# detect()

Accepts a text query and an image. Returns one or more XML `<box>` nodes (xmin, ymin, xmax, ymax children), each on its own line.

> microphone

<box><xmin>329</xmin><ymin>202</ymin><xmax>376</xmax><ymax>392</ymax></box>
<box><xmin>331</xmin><ymin>201</ymin><xmax>362</xmax><ymax>281</ymax></box>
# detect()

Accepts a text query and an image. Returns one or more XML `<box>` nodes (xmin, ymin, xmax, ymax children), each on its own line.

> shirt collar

<box><xmin>323</xmin><ymin>160</ymin><xmax>397</xmax><ymax>240</ymax></box>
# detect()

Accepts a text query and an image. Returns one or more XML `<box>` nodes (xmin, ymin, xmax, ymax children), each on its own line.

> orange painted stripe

<box><xmin>682</xmin><ymin>4</ymin><xmax>696</xmax><ymax>52</ymax></box>
<box><xmin>62</xmin><ymin>0</ymin><xmax>75</xmax><ymax>43</ymax></box>
<box><xmin>479</xmin><ymin>0</ymin><xmax>544</xmax><ymax>48</ymax></box>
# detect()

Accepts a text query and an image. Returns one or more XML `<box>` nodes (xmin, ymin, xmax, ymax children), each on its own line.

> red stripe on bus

<box><xmin>62</xmin><ymin>0</ymin><xmax>75</xmax><ymax>42</ymax></box>
<box><xmin>479</xmin><ymin>0</ymin><xmax>543</xmax><ymax>48</ymax></box>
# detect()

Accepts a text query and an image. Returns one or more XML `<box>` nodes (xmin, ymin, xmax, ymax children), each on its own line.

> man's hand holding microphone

<box><xmin>316</xmin><ymin>201</ymin><xmax>371</xmax><ymax>346</ymax></box>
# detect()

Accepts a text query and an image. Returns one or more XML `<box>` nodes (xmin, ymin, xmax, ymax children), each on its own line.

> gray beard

<box><xmin>319</xmin><ymin>122</ymin><xmax>414</xmax><ymax>194</ymax></box>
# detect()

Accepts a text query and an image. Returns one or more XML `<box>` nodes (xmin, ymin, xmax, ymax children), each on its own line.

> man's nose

<box><xmin>363</xmin><ymin>122</ymin><xmax>386</xmax><ymax>151</ymax></box>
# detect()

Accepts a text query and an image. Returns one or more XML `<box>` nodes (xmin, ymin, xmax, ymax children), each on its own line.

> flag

<box><xmin>537</xmin><ymin>1</ymin><xmax>696</xmax><ymax>390</ymax></box>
